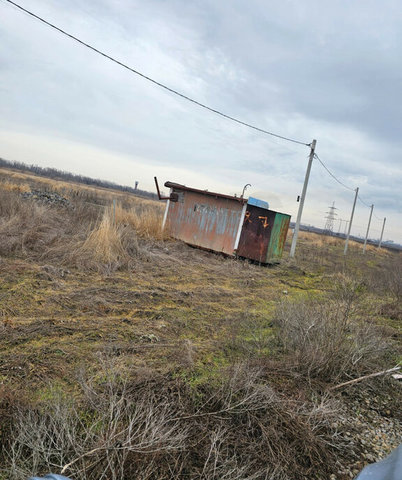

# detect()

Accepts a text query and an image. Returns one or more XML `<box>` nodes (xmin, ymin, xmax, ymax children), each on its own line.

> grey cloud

<box><xmin>0</xmin><ymin>0</ymin><xmax>401</xmax><ymax>241</ymax></box>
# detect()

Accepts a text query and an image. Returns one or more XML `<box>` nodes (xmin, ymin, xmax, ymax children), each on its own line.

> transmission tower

<box><xmin>324</xmin><ymin>201</ymin><xmax>338</xmax><ymax>235</ymax></box>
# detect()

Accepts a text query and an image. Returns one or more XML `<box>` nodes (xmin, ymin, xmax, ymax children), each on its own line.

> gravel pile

<box><xmin>21</xmin><ymin>190</ymin><xmax>72</xmax><ymax>207</ymax></box>
<box><xmin>331</xmin><ymin>383</ymin><xmax>401</xmax><ymax>479</ymax></box>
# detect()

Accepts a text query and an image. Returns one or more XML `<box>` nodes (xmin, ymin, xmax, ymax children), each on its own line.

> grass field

<box><xmin>0</xmin><ymin>168</ymin><xmax>400</xmax><ymax>480</ymax></box>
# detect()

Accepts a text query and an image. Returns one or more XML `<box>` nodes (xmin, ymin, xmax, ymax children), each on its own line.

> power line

<box><xmin>3</xmin><ymin>0</ymin><xmax>310</xmax><ymax>147</ymax></box>
<box><xmin>314</xmin><ymin>154</ymin><xmax>356</xmax><ymax>191</ymax></box>
<box><xmin>314</xmin><ymin>153</ymin><xmax>386</xmax><ymax>225</ymax></box>
<box><xmin>358</xmin><ymin>195</ymin><xmax>383</xmax><ymax>222</ymax></box>
<box><xmin>357</xmin><ymin>194</ymin><xmax>372</xmax><ymax>208</ymax></box>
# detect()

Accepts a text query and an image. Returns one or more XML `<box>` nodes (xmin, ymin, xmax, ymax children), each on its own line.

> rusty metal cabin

<box><xmin>161</xmin><ymin>181</ymin><xmax>290</xmax><ymax>263</ymax></box>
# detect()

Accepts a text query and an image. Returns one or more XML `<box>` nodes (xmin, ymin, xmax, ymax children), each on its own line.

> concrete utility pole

<box><xmin>378</xmin><ymin>217</ymin><xmax>386</xmax><ymax>248</ymax></box>
<box><xmin>362</xmin><ymin>204</ymin><xmax>374</xmax><ymax>254</ymax></box>
<box><xmin>344</xmin><ymin>187</ymin><xmax>359</xmax><ymax>255</ymax></box>
<box><xmin>289</xmin><ymin>139</ymin><xmax>317</xmax><ymax>258</ymax></box>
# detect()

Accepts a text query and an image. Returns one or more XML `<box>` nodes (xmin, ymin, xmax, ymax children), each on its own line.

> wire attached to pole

<box><xmin>3</xmin><ymin>0</ymin><xmax>310</xmax><ymax>147</ymax></box>
<box><xmin>314</xmin><ymin>154</ymin><xmax>355</xmax><ymax>191</ymax></box>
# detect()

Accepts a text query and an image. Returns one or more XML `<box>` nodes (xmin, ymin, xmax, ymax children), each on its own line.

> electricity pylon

<box><xmin>324</xmin><ymin>201</ymin><xmax>338</xmax><ymax>235</ymax></box>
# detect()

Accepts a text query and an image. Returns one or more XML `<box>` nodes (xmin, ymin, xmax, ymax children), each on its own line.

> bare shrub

<box><xmin>188</xmin><ymin>363</ymin><xmax>339</xmax><ymax>480</ymax></box>
<box><xmin>273</xmin><ymin>294</ymin><xmax>389</xmax><ymax>382</ymax></box>
<box><xmin>3</xmin><ymin>361</ymin><xmax>342</xmax><ymax>480</ymax></box>
<box><xmin>6</xmin><ymin>364</ymin><xmax>188</xmax><ymax>480</ymax></box>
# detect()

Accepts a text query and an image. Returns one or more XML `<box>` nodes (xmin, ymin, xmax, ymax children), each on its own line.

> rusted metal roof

<box><xmin>164</xmin><ymin>181</ymin><xmax>247</xmax><ymax>204</ymax></box>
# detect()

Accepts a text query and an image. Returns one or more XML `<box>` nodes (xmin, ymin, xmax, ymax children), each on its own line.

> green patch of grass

<box><xmin>176</xmin><ymin>351</ymin><xmax>231</xmax><ymax>392</ymax></box>
<box><xmin>35</xmin><ymin>380</ymin><xmax>72</xmax><ymax>404</ymax></box>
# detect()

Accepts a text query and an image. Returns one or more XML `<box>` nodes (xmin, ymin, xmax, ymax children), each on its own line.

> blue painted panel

<box><xmin>247</xmin><ymin>197</ymin><xmax>269</xmax><ymax>210</ymax></box>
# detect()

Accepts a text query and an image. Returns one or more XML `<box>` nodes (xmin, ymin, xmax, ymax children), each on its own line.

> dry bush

<box><xmin>5</xmin><ymin>370</ymin><xmax>188</xmax><ymax>480</ymax></box>
<box><xmin>3</xmin><ymin>361</ymin><xmax>342</xmax><ymax>480</ymax></box>
<box><xmin>273</xmin><ymin>287</ymin><xmax>389</xmax><ymax>382</ymax></box>
<box><xmin>187</xmin><ymin>363</ymin><xmax>340</xmax><ymax>480</ymax></box>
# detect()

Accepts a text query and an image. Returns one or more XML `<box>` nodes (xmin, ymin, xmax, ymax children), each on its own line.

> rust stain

<box><xmin>166</xmin><ymin>189</ymin><xmax>244</xmax><ymax>256</ymax></box>
<box><xmin>258</xmin><ymin>216</ymin><xmax>269</xmax><ymax>228</ymax></box>
<box><xmin>161</xmin><ymin>181</ymin><xmax>291</xmax><ymax>263</ymax></box>
<box><xmin>237</xmin><ymin>206</ymin><xmax>276</xmax><ymax>263</ymax></box>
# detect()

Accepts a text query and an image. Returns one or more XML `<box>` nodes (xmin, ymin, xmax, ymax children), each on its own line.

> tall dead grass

<box><xmin>0</xmin><ymin>180</ymin><xmax>30</xmax><ymax>193</ymax></box>
<box><xmin>75</xmin><ymin>207</ymin><xmax>140</xmax><ymax>272</ymax></box>
<box><xmin>0</xmin><ymin>188</ymin><xmax>166</xmax><ymax>272</ymax></box>
<box><xmin>0</xmin><ymin>190</ymin><xmax>62</xmax><ymax>257</ymax></box>
<box><xmin>113</xmin><ymin>202</ymin><xmax>167</xmax><ymax>240</ymax></box>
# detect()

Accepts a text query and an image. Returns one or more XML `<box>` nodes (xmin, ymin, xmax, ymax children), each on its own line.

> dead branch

<box><xmin>327</xmin><ymin>366</ymin><xmax>401</xmax><ymax>391</ymax></box>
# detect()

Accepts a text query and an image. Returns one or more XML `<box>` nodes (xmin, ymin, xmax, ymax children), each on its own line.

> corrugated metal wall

<box><xmin>165</xmin><ymin>190</ymin><xmax>244</xmax><ymax>255</ymax></box>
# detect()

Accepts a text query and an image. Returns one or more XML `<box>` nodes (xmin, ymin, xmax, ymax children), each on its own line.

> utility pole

<box><xmin>362</xmin><ymin>204</ymin><xmax>374</xmax><ymax>254</ymax></box>
<box><xmin>344</xmin><ymin>187</ymin><xmax>359</xmax><ymax>255</ymax></box>
<box><xmin>378</xmin><ymin>217</ymin><xmax>386</xmax><ymax>248</ymax></box>
<box><xmin>289</xmin><ymin>139</ymin><xmax>317</xmax><ymax>258</ymax></box>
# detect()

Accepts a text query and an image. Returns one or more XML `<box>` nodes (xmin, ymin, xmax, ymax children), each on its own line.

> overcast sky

<box><xmin>1</xmin><ymin>0</ymin><xmax>401</xmax><ymax>243</ymax></box>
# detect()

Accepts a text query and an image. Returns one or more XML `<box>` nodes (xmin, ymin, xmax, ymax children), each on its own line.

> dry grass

<box><xmin>0</xmin><ymin>186</ymin><xmax>165</xmax><ymax>272</ymax></box>
<box><xmin>3</xmin><ymin>360</ymin><xmax>342</xmax><ymax>480</ymax></box>
<box><xmin>273</xmin><ymin>276</ymin><xmax>390</xmax><ymax>382</ymax></box>
<box><xmin>113</xmin><ymin>202</ymin><xmax>167</xmax><ymax>240</ymax></box>
<box><xmin>295</xmin><ymin>230</ymin><xmax>389</xmax><ymax>254</ymax></box>
<box><xmin>0</xmin><ymin>190</ymin><xmax>62</xmax><ymax>257</ymax></box>
<box><xmin>0</xmin><ymin>166</ymin><xmax>157</xmax><ymax>208</ymax></box>
<box><xmin>68</xmin><ymin>202</ymin><xmax>166</xmax><ymax>271</ymax></box>
<box><xmin>0</xmin><ymin>180</ymin><xmax>30</xmax><ymax>193</ymax></box>
<box><xmin>76</xmin><ymin>207</ymin><xmax>140</xmax><ymax>272</ymax></box>
<box><xmin>0</xmin><ymin>167</ymin><xmax>401</xmax><ymax>479</ymax></box>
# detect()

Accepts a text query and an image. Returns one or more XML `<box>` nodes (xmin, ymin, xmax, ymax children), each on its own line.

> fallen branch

<box><xmin>61</xmin><ymin>446</ymin><xmax>103</xmax><ymax>474</ymax></box>
<box><xmin>328</xmin><ymin>366</ymin><xmax>401</xmax><ymax>391</ymax></box>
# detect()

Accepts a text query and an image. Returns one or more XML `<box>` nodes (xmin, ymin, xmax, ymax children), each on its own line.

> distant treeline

<box><xmin>0</xmin><ymin>157</ymin><xmax>158</xmax><ymax>200</ymax></box>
